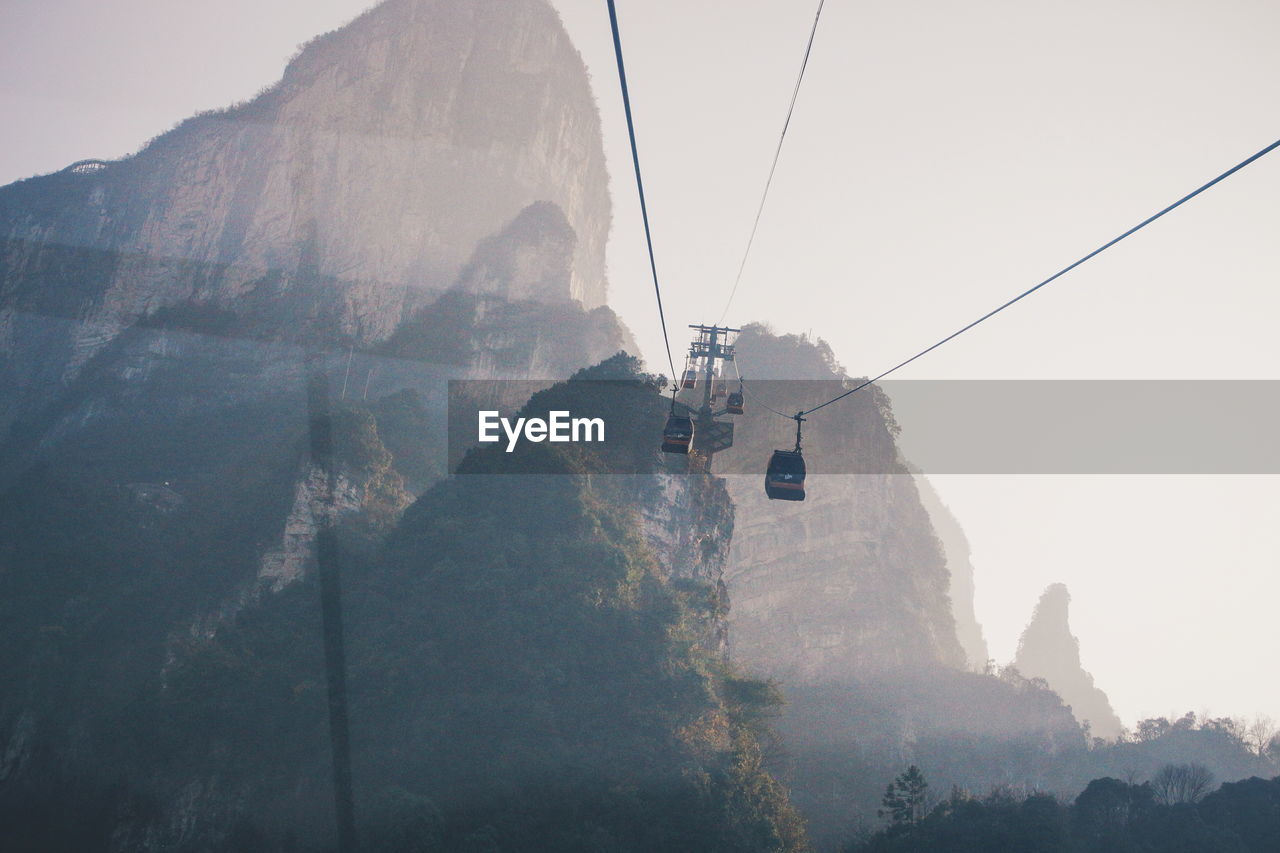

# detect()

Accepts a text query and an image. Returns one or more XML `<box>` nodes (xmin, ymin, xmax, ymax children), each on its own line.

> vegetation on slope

<box><xmin>0</xmin><ymin>354</ymin><xmax>807</xmax><ymax>852</ymax></box>
<box><xmin>846</xmin><ymin>764</ymin><xmax>1280</xmax><ymax>852</ymax></box>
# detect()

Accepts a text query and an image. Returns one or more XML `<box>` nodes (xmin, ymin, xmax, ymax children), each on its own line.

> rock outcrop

<box><xmin>0</xmin><ymin>0</ymin><xmax>612</xmax><ymax>408</ymax></box>
<box><xmin>725</xmin><ymin>472</ymin><xmax>968</xmax><ymax>681</ymax></box>
<box><xmin>1014</xmin><ymin>583</ymin><xmax>1124</xmax><ymax>740</ymax></box>
<box><xmin>718</xmin><ymin>325</ymin><xmax>969</xmax><ymax>683</ymax></box>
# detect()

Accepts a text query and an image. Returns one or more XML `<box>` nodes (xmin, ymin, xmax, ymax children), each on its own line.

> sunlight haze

<box><xmin>3</xmin><ymin>0</ymin><xmax>1277</xmax><ymax>729</ymax></box>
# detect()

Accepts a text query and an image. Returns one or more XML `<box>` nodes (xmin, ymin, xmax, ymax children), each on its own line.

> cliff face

<box><xmin>718</xmin><ymin>325</ymin><xmax>968</xmax><ymax>684</ymax></box>
<box><xmin>0</xmin><ymin>0</ymin><xmax>611</xmax><ymax>398</ymax></box>
<box><xmin>725</xmin><ymin>472</ymin><xmax>967</xmax><ymax>681</ymax></box>
<box><xmin>1014</xmin><ymin>583</ymin><xmax>1124</xmax><ymax>740</ymax></box>
<box><xmin>0</xmin><ymin>0</ymin><xmax>628</xmax><ymax>624</ymax></box>
<box><xmin>914</xmin><ymin>474</ymin><xmax>991</xmax><ymax>669</ymax></box>
<box><xmin>710</xmin><ymin>327</ymin><xmax>1087</xmax><ymax>849</ymax></box>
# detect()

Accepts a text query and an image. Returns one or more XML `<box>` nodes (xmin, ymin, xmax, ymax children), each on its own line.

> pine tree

<box><xmin>879</xmin><ymin>765</ymin><xmax>930</xmax><ymax>827</ymax></box>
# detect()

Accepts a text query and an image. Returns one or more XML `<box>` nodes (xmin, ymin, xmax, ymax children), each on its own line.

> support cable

<box><xmin>606</xmin><ymin>0</ymin><xmax>679</xmax><ymax>382</ymax></box>
<box><xmin>781</xmin><ymin>137</ymin><xmax>1280</xmax><ymax>420</ymax></box>
<box><xmin>717</xmin><ymin>0</ymin><xmax>827</xmax><ymax>324</ymax></box>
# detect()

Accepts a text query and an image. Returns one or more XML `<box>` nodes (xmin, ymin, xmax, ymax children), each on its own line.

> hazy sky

<box><xmin>3</xmin><ymin>0</ymin><xmax>1278</xmax><ymax>727</ymax></box>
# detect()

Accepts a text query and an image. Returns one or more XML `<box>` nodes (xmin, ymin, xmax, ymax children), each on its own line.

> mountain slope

<box><xmin>0</xmin><ymin>358</ymin><xmax>809</xmax><ymax>851</ymax></box>
<box><xmin>913</xmin><ymin>474</ymin><xmax>990</xmax><ymax>670</ymax></box>
<box><xmin>0</xmin><ymin>0</ymin><xmax>612</xmax><ymax>423</ymax></box>
<box><xmin>717</xmin><ymin>325</ymin><xmax>968</xmax><ymax>681</ymax></box>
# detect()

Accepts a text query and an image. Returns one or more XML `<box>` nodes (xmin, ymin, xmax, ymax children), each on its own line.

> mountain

<box><xmin>0</xmin><ymin>0</ymin><xmax>633</xmax><ymax>635</ymax></box>
<box><xmin>0</xmin><ymin>355</ymin><xmax>810</xmax><ymax>850</ymax></box>
<box><xmin>0</xmin><ymin>1</ymin><xmax>709</xmax><ymax>848</ymax></box>
<box><xmin>0</xmin><ymin>0</ymin><xmax>617</xmax><ymax>437</ymax></box>
<box><xmin>716</xmin><ymin>325</ymin><xmax>969</xmax><ymax>682</ymax></box>
<box><xmin>2</xmin><ymin>0</ymin><xmax>1210</xmax><ymax>849</ymax></box>
<box><xmin>1013</xmin><ymin>583</ymin><xmax>1124</xmax><ymax>741</ymax></box>
<box><xmin>702</xmin><ymin>326</ymin><xmax>1085</xmax><ymax>849</ymax></box>
<box><xmin>912</xmin><ymin>473</ymin><xmax>990</xmax><ymax>670</ymax></box>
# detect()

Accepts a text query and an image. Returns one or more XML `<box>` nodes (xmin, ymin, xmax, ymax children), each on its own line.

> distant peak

<box><xmin>1028</xmin><ymin>583</ymin><xmax>1071</xmax><ymax>628</ymax></box>
<box><xmin>1014</xmin><ymin>583</ymin><xmax>1123</xmax><ymax>740</ymax></box>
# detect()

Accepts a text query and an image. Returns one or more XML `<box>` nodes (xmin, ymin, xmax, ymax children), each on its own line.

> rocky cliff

<box><xmin>914</xmin><ymin>473</ymin><xmax>991</xmax><ymax>669</ymax></box>
<box><xmin>1014</xmin><ymin>583</ymin><xmax>1124</xmax><ymax>740</ymax></box>
<box><xmin>717</xmin><ymin>325</ymin><xmax>969</xmax><ymax>683</ymax></box>
<box><xmin>725</xmin><ymin>472</ymin><xmax>968</xmax><ymax>681</ymax></box>
<box><xmin>0</xmin><ymin>0</ymin><xmax>630</xmax><ymax>635</ymax></box>
<box><xmin>710</xmin><ymin>327</ymin><xmax>1080</xmax><ymax>850</ymax></box>
<box><xmin>0</xmin><ymin>0</ymin><xmax>612</xmax><ymax>414</ymax></box>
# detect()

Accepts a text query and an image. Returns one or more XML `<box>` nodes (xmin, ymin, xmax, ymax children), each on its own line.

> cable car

<box><xmin>681</xmin><ymin>369</ymin><xmax>698</xmax><ymax>390</ymax></box>
<box><xmin>725</xmin><ymin>390</ymin><xmax>744</xmax><ymax>415</ymax></box>
<box><xmin>765</xmin><ymin>449</ymin><xmax>806</xmax><ymax>500</ymax></box>
<box><xmin>662</xmin><ymin>415</ymin><xmax>694</xmax><ymax>454</ymax></box>
<box><xmin>711</xmin><ymin>378</ymin><xmax>726</xmax><ymax>401</ymax></box>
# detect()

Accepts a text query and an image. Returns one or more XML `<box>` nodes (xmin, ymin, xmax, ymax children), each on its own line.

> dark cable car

<box><xmin>765</xmin><ymin>450</ymin><xmax>806</xmax><ymax>500</ymax></box>
<box><xmin>662</xmin><ymin>414</ymin><xmax>694</xmax><ymax>454</ymax></box>
<box><xmin>765</xmin><ymin>413</ymin><xmax>806</xmax><ymax>500</ymax></box>
<box><xmin>726</xmin><ymin>388</ymin><xmax>744</xmax><ymax>414</ymax></box>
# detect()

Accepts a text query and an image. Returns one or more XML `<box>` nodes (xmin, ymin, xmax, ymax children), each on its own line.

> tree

<box><xmin>1135</xmin><ymin>711</ymin><xmax>1198</xmax><ymax>743</ymax></box>
<box><xmin>1149</xmin><ymin>763</ymin><xmax>1215</xmax><ymax>805</ymax></box>
<box><xmin>1135</xmin><ymin>716</ymin><xmax>1171</xmax><ymax>742</ymax></box>
<box><xmin>1199</xmin><ymin>776</ymin><xmax>1280</xmax><ymax>851</ymax></box>
<box><xmin>879</xmin><ymin>765</ymin><xmax>930</xmax><ymax>827</ymax></box>
<box><xmin>1244</xmin><ymin>714</ymin><xmax>1277</xmax><ymax>758</ymax></box>
<box><xmin>1071</xmin><ymin>776</ymin><xmax>1152</xmax><ymax>841</ymax></box>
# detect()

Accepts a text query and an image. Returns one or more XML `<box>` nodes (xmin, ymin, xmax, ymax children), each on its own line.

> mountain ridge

<box><xmin>0</xmin><ymin>0</ymin><xmax>612</xmax><ymax>402</ymax></box>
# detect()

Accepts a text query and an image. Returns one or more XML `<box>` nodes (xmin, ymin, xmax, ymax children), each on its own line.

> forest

<box><xmin>847</xmin><ymin>764</ymin><xmax>1280</xmax><ymax>852</ymax></box>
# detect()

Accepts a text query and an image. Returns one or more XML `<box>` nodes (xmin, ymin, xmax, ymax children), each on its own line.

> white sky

<box><xmin>3</xmin><ymin>0</ymin><xmax>1278</xmax><ymax>727</ymax></box>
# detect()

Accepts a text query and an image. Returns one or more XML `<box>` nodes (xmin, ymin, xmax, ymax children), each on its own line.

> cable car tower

<box><xmin>680</xmin><ymin>324</ymin><xmax>741</xmax><ymax>469</ymax></box>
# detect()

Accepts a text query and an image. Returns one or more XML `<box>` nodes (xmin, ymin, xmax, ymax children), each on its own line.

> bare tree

<box><xmin>1244</xmin><ymin>715</ymin><xmax>1277</xmax><ymax>758</ymax></box>
<box><xmin>1150</xmin><ymin>763</ymin><xmax>1215</xmax><ymax>805</ymax></box>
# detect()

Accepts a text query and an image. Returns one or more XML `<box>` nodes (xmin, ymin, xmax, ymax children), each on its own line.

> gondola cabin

<box><xmin>725</xmin><ymin>391</ymin><xmax>744</xmax><ymax>414</ymax></box>
<box><xmin>711</xmin><ymin>379</ymin><xmax>726</xmax><ymax>401</ymax></box>
<box><xmin>662</xmin><ymin>415</ymin><xmax>695</xmax><ymax>454</ymax></box>
<box><xmin>681</xmin><ymin>369</ymin><xmax>698</xmax><ymax>390</ymax></box>
<box><xmin>764</xmin><ymin>449</ymin><xmax>806</xmax><ymax>500</ymax></box>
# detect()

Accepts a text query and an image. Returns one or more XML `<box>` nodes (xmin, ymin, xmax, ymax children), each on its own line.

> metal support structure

<box><xmin>684</xmin><ymin>324</ymin><xmax>741</xmax><ymax>469</ymax></box>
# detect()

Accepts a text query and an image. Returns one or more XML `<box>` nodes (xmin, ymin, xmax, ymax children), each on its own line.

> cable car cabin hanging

<box><xmin>725</xmin><ymin>390</ymin><xmax>744</xmax><ymax>415</ymax></box>
<box><xmin>765</xmin><ymin>413</ymin><xmax>806</xmax><ymax>500</ymax></box>
<box><xmin>681</xmin><ymin>369</ymin><xmax>698</xmax><ymax>390</ymax></box>
<box><xmin>711</xmin><ymin>378</ymin><xmax>726</xmax><ymax>401</ymax></box>
<box><xmin>765</xmin><ymin>450</ymin><xmax>806</xmax><ymax>500</ymax></box>
<box><xmin>662</xmin><ymin>414</ymin><xmax>694</xmax><ymax>454</ymax></box>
